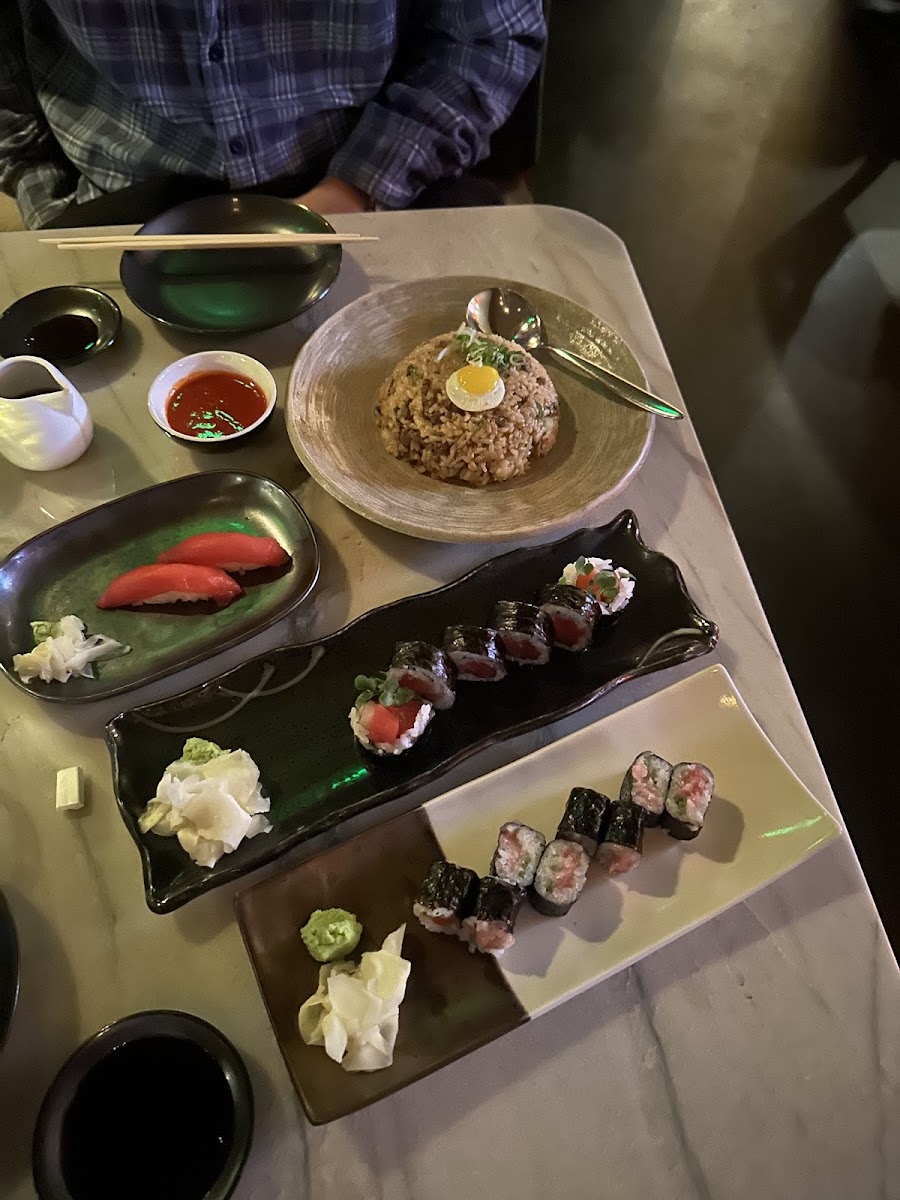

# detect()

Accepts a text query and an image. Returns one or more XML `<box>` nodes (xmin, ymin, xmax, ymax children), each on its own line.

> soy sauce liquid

<box><xmin>23</xmin><ymin>314</ymin><xmax>98</xmax><ymax>360</ymax></box>
<box><xmin>60</xmin><ymin>1036</ymin><xmax>235</xmax><ymax>1200</ymax></box>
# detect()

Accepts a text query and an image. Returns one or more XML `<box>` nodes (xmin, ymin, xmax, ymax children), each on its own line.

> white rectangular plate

<box><xmin>427</xmin><ymin>663</ymin><xmax>840</xmax><ymax>1016</ymax></box>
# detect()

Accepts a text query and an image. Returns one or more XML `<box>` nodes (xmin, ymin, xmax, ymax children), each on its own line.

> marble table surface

<box><xmin>0</xmin><ymin>206</ymin><xmax>896</xmax><ymax>1200</ymax></box>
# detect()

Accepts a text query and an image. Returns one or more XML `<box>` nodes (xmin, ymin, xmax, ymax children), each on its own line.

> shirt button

<box><xmin>228</xmin><ymin>136</ymin><xmax>247</xmax><ymax>156</ymax></box>
<box><xmin>208</xmin><ymin>42</ymin><xmax>224</xmax><ymax>63</ymax></box>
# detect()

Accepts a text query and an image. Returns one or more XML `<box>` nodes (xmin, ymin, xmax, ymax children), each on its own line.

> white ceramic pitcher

<box><xmin>0</xmin><ymin>355</ymin><xmax>93</xmax><ymax>471</ymax></box>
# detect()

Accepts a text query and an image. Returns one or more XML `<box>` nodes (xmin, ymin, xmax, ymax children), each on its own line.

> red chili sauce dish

<box><xmin>165</xmin><ymin>371</ymin><xmax>268</xmax><ymax>439</ymax></box>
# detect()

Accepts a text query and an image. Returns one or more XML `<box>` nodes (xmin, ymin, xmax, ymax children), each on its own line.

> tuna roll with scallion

<box><xmin>661</xmin><ymin>761</ymin><xmax>715</xmax><ymax>840</ymax></box>
<box><xmin>619</xmin><ymin>751</ymin><xmax>673</xmax><ymax>827</ymax></box>
<box><xmin>530</xmin><ymin>839</ymin><xmax>590</xmax><ymax>916</ymax></box>
<box><xmin>596</xmin><ymin>798</ymin><xmax>645</xmax><ymax>876</ymax></box>
<box><xmin>413</xmin><ymin>861</ymin><xmax>479</xmax><ymax>936</ymax></box>
<box><xmin>556</xmin><ymin>787</ymin><xmax>609</xmax><ymax>856</ymax></box>
<box><xmin>490</xmin><ymin>822</ymin><xmax>547</xmax><ymax>889</ymax></box>
<box><xmin>460</xmin><ymin>877</ymin><xmax>525</xmax><ymax>955</ymax></box>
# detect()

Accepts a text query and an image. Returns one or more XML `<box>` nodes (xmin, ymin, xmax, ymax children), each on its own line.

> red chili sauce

<box><xmin>165</xmin><ymin>370</ymin><xmax>267</xmax><ymax>439</ymax></box>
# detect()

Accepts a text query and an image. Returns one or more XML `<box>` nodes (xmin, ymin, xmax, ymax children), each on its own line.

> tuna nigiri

<box><xmin>97</xmin><ymin>563</ymin><xmax>242</xmax><ymax>609</ymax></box>
<box><xmin>157</xmin><ymin>532</ymin><xmax>288</xmax><ymax>573</ymax></box>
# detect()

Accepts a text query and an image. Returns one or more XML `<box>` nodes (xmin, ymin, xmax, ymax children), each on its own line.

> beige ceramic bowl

<box><xmin>286</xmin><ymin>276</ymin><xmax>652</xmax><ymax>542</ymax></box>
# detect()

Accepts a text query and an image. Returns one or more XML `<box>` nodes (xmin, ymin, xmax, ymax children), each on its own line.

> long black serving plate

<box><xmin>107</xmin><ymin>511</ymin><xmax>717</xmax><ymax>913</ymax></box>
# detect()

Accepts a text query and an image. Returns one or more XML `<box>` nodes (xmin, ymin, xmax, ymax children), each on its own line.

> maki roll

<box><xmin>492</xmin><ymin>601</ymin><xmax>552</xmax><ymax>665</ymax></box>
<box><xmin>443</xmin><ymin>625</ymin><xmax>507</xmax><ymax>682</ymax></box>
<box><xmin>556</xmin><ymin>787</ymin><xmax>609</xmax><ymax>856</ymax></box>
<box><xmin>349</xmin><ymin>673</ymin><xmax>433</xmax><ymax>756</ymax></box>
<box><xmin>530</xmin><ymin>839</ymin><xmax>590</xmax><ymax>916</ymax></box>
<box><xmin>460</xmin><ymin>877</ymin><xmax>525</xmax><ymax>955</ymax></box>
<box><xmin>538</xmin><ymin>583</ymin><xmax>600</xmax><ymax>652</ymax></box>
<box><xmin>490</xmin><ymin>822</ymin><xmax>547</xmax><ymax>888</ymax></box>
<box><xmin>558</xmin><ymin>556</ymin><xmax>636</xmax><ymax>616</ymax></box>
<box><xmin>662</xmin><ymin>761</ymin><xmax>715</xmax><ymax>840</ymax></box>
<box><xmin>597</xmin><ymin>799</ymin><xmax>645</xmax><ymax>876</ymax></box>
<box><xmin>413</xmin><ymin>861</ymin><xmax>479</xmax><ymax>935</ymax></box>
<box><xmin>387</xmin><ymin>640</ymin><xmax>458</xmax><ymax>710</ymax></box>
<box><xmin>620</xmin><ymin>751</ymin><xmax>673</xmax><ymax>827</ymax></box>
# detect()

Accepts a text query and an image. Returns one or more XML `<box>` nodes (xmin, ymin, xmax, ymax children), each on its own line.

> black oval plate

<box><xmin>119</xmin><ymin>194</ymin><xmax>341</xmax><ymax>335</ymax></box>
<box><xmin>0</xmin><ymin>472</ymin><xmax>319</xmax><ymax>704</ymax></box>
<box><xmin>107</xmin><ymin>511</ymin><xmax>717</xmax><ymax>913</ymax></box>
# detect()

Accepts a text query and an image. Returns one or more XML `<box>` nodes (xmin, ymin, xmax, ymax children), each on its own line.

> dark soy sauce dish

<box><xmin>0</xmin><ymin>286</ymin><xmax>121</xmax><ymax>364</ymax></box>
<box><xmin>32</xmin><ymin>1011</ymin><xmax>253</xmax><ymax>1200</ymax></box>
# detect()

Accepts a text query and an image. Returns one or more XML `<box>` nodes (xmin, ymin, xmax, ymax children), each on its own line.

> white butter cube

<box><xmin>56</xmin><ymin>766</ymin><xmax>84</xmax><ymax>811</ymax></box>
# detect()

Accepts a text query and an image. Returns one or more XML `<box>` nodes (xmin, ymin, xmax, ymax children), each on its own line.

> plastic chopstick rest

<box><xmin>56</xmin><ymin>766</ymin><xmax>84</xmax><ymax>811</ymax></box>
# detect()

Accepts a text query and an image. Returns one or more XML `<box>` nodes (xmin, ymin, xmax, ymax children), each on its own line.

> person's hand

<box><xmin>296</xmin><ymin>176</ymin><xmax>369</xmax><ymax>214</ymax></box>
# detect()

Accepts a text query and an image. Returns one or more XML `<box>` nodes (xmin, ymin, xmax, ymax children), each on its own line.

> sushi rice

<box><xmin>491</xmin><ymin>822</ymin><xmax>546</xmax><ymax>888</ymax></box>
<box><xmin>530</xmin><ymin>839</ymin><xmax>590</xmax><ymax>916</ymax></box>
<box><xmin>620</xmin><ymin>751</ymin><xmax>672</xmax><ymax>825</ymax></box>
<box><xmin>559</xmin><ymin>556</ymin><xmax>635</xmax><ymax>615</ymax></box>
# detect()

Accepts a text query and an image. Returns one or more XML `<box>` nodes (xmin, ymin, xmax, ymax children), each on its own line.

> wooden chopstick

<box><xmin>40</xmin><ymin>232</ymin><xmax>378</xmax><ymax>251</ymax></box>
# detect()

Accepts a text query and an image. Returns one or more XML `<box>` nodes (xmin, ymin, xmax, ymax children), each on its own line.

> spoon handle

<box><xmin>545</xmin><ymin>345</ymin><xmax>684</xmax><ymax>420</ymax></box>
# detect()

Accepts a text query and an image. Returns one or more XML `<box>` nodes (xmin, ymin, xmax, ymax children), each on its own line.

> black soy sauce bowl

<box><xmin>32</xmin><ymin>1010</ymin><xmax>254</xmax><ymax>1200</ymax></box>
<box><xmin>120</xmin><ymin>193</ymin><xmax>342</xmax><ymax>335</ymax></box>
<box><xmin>0</xmin><ymin>286</ymin><xmax>122</xmax><ymax>365</ymax></box>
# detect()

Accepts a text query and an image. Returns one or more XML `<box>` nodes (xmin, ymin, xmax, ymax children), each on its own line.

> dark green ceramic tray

<box><xmin>0</xmin><ymin>472</ymin><xmax>319</xmax><ymax>703</ymax></box>
<box><xmin>107</xmin><ymin>511</ymin><xmax>717</xmax><ymax>913</ymax></box>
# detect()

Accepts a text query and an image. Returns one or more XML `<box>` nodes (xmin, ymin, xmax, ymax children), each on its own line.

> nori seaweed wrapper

<box><xmin>390</xmin><ymin>640</ymin><xmax>458</xmax><ymax>687</ymax></box>
<box><xmin>416</xmin><ymin>861</ymin><xmax>479</xmax><ymax>917</ymax></box>
<box><xmin>538</xmin><ymin>583</ymin><xmax>600</xmax><ymax>622</ymax></box>
<box><xmin>557</xmin><ymin>787</ymin><xmax>609</xmax><ymax>853</ymax></box>
<box><xmin>600</xmin><ymin>798</ymin><xmax>645</xmax><ymax>853</ymax></box>
<box><xmin>492</xmin><ymin>602</ymin><xmax>552</xmax><ymax>663</ymax></box>
<box><xmin>472</xmin><ymin>876</ymin><xmax>525</xmax><ymax>929</ymax></box>
<box><xmin>443</xmin><ymin>625</ymin><xmax>505</xmax><ymax>663</ymax></box>
<box><xmin>493</xmin><ymin>601</ymin><xmax>552</xmax><ymax>642</ymax></box>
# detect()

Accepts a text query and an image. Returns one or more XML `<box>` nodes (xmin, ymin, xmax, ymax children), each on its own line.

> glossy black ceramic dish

<box><xmin>32</xmin><ymin>1010</ymin><xmax>253</xmax><ymax>1200</ymax></box>
<box><xmin>0</xmin><ymin>889</ymin><xmax>19</xmax><ymax>1050</ymax></box>
<box><xmin>119</xmin><ymin>194</ymin><xmax>342</xmax><ymax>334</ymax></box>
<box><xmin>0</xmin><ymin>286</ymin><xmax>121</xmax><ymax>364</ymax></box>
<box><xmin>107</xmin><ymin>511</ymin><xmax>718</xmax><ymax>913</ymax></box>
<box><xmin>0</xmin><ymin>471</ymin><xmax>319</xmax><ymax>704</ymax></box>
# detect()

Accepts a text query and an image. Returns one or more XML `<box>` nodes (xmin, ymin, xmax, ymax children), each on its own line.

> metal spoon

<box><xmin>465</xmin><ymin>288</ymin><xmax>684</xmax><ymax>421</ymax></box>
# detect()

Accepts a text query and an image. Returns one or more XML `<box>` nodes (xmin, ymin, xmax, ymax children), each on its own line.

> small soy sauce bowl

<box><xmin>0</xmin><ymin>286</ymin><xmax>121</xmax><ymax>365</ymax></box>
<box><xmin>147</xmin><ymin>350</ymin><xmax>276</xmax><ymax>446</ymax></box>
<box><xmin>32</xmin><ymin>1010</ymin><xmax>254</xmax><ymax>1200</ymax></box>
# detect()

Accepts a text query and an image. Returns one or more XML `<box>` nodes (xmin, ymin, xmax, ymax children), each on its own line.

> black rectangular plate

<box><xmin>0</xmin><ymin>471</ymin><xmax>319</xmax><ymax>703</ymax></box>
<box><xmin>107</xmin><ymin>511</ymin><xmax>717</xmax><ymax>912</ymax></box>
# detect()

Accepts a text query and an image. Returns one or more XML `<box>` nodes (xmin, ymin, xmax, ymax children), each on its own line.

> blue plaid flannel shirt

<box><xmin>1</xmin><ymin>0</ymin><xmax>546</xmax><ymax>228</ymax></box>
